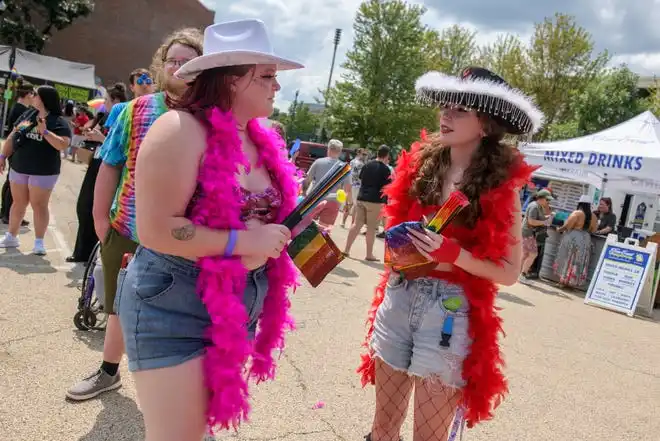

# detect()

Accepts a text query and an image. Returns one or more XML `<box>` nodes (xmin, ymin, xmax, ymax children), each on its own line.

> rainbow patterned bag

<box><xmin>384</xmin><ymin>191</ymin><xmax>469</xmax><ymax>280</ymax></box>
<box><xmin>288</xmin><ymin>222</ymin><xmax>344</xmax><ymax>287</ymax></box>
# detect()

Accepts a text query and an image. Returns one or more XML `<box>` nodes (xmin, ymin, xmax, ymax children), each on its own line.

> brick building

<box><xmin>43</xmin><ymin>0</ymin><xmax>214</xmax><ymax>87</ymax></box>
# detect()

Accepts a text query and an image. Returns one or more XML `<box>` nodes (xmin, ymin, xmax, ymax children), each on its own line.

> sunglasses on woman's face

<box><xmin>164</xmin><ymin>58</ymin><xmax>191</xmax><ymax>68</ymax></box>
<box><xmin>136</xmin><ymin>73</ymin><xmax>153</xmax><ymax>86</ymax></box>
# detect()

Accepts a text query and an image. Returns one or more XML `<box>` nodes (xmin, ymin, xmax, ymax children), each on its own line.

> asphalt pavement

<box><xmin>1</xmin><ymin>159</ymin><xmax>659</xmax><ymax>441</ymax></box>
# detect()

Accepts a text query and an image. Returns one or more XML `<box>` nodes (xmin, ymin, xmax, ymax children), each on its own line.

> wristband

<box><xmin>43</xmin><ymin>129</ymin><xmax>50</xmax><ymax>136</ymax></box>
<box><xmin>0</xmin><ymin>153</ymin><xmax>5</xmax><ymax>160</ymax></box>
<box><xmin>224</xmin><ymin>229</ymin><xmax>238</xmax><ymax>257</ymax></box>
<box><xmin>429</xmin><ymin>237</ymin><xmax>462</xmax><ymax>264</ymax></box>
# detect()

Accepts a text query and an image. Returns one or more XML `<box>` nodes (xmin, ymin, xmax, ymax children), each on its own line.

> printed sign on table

<box><xmin>585</xmin><ymin>243</ymin><xmax>652</xmax><ymax>316</ymax></box>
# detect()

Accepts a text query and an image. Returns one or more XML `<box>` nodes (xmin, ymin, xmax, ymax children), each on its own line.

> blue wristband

<box><xmin>224</xmin><ymin>229</ymin><xmax>238</xmax><ymax>257</ymax></box>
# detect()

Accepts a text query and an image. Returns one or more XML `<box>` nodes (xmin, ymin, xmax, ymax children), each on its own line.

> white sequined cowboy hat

<box><xmin>415</xmin><ymin>67</ymin><xmax>545</xmax><ymax>135</ymax></box>
<box><xmin>175</xmin><ymin>19</ymin><xmax>304</xmax><ymax>81</ymax></box>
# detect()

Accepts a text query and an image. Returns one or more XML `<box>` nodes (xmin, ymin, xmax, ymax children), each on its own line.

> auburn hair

<box><xmin>410</xmin><ymin>114</ymin><xmax>517</xmax><ymax>228</ymax></box>
<box><xmin>174</xmin><ymin>65</ymin><xmax>255</xmax><ymax>123</ymax></box>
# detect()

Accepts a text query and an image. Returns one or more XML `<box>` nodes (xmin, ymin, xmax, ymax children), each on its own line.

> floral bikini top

<box><xmin>239</xmin><ymin>187</ymin><xmax>281</xmax><ymax>224</ymax></box>
<box><xmin>186</xmin><ymin>185</ymin><xmax>282</xmax><ymax>224</ymax></box>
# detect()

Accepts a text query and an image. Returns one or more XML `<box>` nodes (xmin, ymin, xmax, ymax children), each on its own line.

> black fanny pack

<box><xmin>534</xmin><ymin>228</ymin><xmax>548</xmax><ymax>243</ymax></box>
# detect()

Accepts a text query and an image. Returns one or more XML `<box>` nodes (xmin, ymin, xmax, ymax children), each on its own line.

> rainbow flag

<box><xmin>385</xmin><ymin>191</ymin><xmax>469</xmax><ymax>280</ymax></box>
<box><xmin>288</xmin><ymin>222</ymin><xmax>344</xmax><ymax>287</ymax></box>
<box><xmin>426</xmin><ymin>191</ymin><xmax>469</xmax><ymax>232</ymax></box>
<box><xmin>283</xmin><ymin>161</ymin><xmax>351</xmax><ymax>230</ymax></box>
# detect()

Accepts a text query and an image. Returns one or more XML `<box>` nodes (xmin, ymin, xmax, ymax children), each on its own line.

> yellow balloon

<box><xmin>337</xmin><ymin>189</ymin><xmax>347</xmax><ymax>204</ymax></box>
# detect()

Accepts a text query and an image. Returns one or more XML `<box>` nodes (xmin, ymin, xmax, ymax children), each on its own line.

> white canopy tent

<box><xmin>13</xmin><ymin>48</ymin><xmax>96</xmax><ymax>89</ymax></box>
<box><xmin>521</xmin><ymin>111</ymin><xmax>660</xmax><ymax>184</ymax></box>
<box><xmin>0</xmin><ymin>45</ymin><xmax>11</xmax><ymax>73</ymax></box>
<box><xmin>531</xmin><ymin>166</ymin><xmax>660</xmax><ymax>195</ymax></box>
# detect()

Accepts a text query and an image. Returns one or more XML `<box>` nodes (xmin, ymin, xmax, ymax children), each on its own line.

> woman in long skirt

<box><xmin>554</xmin><ymin>195</ymin><xmax>597</xmax><ymax>288</ymax></box>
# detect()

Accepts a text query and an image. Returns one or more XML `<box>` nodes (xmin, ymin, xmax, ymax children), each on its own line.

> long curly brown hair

<box><xmin>410</xmin><ymin>114</ymin><xmax>518</xmax><ymax>228</ymax></box>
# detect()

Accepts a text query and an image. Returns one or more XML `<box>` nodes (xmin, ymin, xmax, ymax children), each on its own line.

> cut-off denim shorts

<box><xmin>115</xmin><ymin>246</ymin><xmax>268</xmax><ymax>372</ymax></box>
<box><xmin>370</xmin><ymin>273</ymin><xmax>472</xmax><ymax>388</ymax></box>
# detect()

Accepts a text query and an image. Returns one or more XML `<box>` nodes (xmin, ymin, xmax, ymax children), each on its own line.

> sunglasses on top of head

<box><xmin>136</xmin><ymin>73</ymin><xmax>153</xmax><ymax>86</ymax></box>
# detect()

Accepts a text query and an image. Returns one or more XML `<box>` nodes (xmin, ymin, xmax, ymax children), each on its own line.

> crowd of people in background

<box><xmin>520</xmin><ymin>186</ymin><xmax>618</xmax><ymax>289</ymax></box>
<box><xmin>2</xmin><ymin>16</ymin><xmax>631</xmax><ymax>441</ymax></box>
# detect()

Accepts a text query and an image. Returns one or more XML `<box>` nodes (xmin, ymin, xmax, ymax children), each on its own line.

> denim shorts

<box><xmin>370</xmin><ymin>274</ymin><xmax>472</xmax><ymax>388</ymax></box>
<box><xmin>115</xmin><ymin>246</ymin><xmax>268</xmax><ymax>372</ymax></box>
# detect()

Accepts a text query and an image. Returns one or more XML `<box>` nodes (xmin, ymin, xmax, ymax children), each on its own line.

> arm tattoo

<box><xmin>171</xmin><ymin>224</ymin><xmax>196</xmax><ymax>241</ymax></box>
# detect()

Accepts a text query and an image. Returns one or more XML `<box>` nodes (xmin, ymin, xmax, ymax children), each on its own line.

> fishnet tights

<box><xmin>371</xmin><ymin>358</ymin><xmax>461</xmax><ymax>441</ymax></box>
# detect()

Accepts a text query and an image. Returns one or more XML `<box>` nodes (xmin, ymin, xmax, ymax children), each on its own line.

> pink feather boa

<box><xmin>188</xmin><ymin>108</ymin><xmax>300</xmax><ymax>431</ymax></box>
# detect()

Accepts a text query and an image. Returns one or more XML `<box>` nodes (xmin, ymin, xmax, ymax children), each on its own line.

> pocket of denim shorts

<box><xmin>386</xmin><ymin>272</ymin><xmax>406</xmax><ymax>289</ymax></box>
<box><xmin>135</xmin><ymin>261</ymin><xmax>176</xmax><ymax>303</ymax></box>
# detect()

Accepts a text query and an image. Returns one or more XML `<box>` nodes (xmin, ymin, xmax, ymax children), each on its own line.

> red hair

<box><xmin>174</xmin><ymin>65</ymin><xmax>254</xmax><ymax>120</ymax></box>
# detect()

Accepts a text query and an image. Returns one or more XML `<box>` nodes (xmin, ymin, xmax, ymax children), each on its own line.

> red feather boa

<box><xmin>357</xmin><ymin>132</ymin><xmax>538</xmax><ymax>428</ymax></box>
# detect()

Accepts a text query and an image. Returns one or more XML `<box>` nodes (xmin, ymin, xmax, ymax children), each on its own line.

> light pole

<box><xmin>324</xmin><ymin>28</ymin><xmax>342</xmax><ymax>108</ymax></box>
<box><xmin>319</xmin><ymin>29</ymin><xmax>342</xmax><ymax>142</ymax></box>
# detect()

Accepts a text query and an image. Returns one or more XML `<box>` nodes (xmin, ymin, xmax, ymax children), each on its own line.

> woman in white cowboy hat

<box><xmin>114</xmin><ymin>19</ymin><xmax>304</xmax><ymax>440</ymax></box>
<box><xmin>357</xmin><ymin>67</ymin><xmax>544</xmax><ymax>441</ymax></box>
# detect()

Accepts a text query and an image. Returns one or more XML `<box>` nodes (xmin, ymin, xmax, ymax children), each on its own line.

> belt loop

<box><xmin>432</xmin><ymin>279</ymin><xmax>440</xmax><ymax>301</ymax></box>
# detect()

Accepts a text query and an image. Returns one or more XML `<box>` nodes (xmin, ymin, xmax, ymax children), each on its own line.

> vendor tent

<box><xmin>0</xmin><ymin>45</ymin><xmax>12</xmax><ymax>73</ymax></box>
<box><xmin>532</xmin><ymin>167</ymin><xmax>602</xmax><ymax>188</ymax></box>
<box><xmin>13</xmin><ymin>48</ymin><xmax>96</xmax><ymax>90</ymax></box>
<box><xmin>520</xmin><ymin>111</ymin><xmax>660</xmax><ymax>182</ymax></box>
<box><xmin>531</xmin><ymin>166</ymin><xmax>660</xmax><ymax>195</ymax></box>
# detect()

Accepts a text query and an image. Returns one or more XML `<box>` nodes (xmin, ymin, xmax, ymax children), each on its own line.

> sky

<box><xmin>199</xmin><ymin>0</ymin><xmax>660</xmax><ymax>111</ymax></box>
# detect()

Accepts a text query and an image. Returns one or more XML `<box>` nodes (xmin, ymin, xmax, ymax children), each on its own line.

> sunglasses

<box><xmin>164</xmin><ymin>58</ymin><xmax>184</xmax><ymax>67</ymax></box>
<box><xmin>136</xmin><ymin>73</ymin><xmax>153</xmax><ymax>86</ymax></box>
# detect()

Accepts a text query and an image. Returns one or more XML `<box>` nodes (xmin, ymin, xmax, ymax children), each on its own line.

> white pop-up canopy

<box><xmin>13</xmin><ymin>48</ymin><xmax>96</xmax><ymax>90</ymax></box>
<box><xmin>531</xmin><ymin>166</ymin><xmax>660</xmax><ymax>195</ymax></box>
<box><xmin>520</xmin><ymin>111</ymin><xmax>660</xmax><ymax>182</ymax></box>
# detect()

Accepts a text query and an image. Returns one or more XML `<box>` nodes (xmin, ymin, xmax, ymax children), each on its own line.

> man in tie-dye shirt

<box><xmin>66</xmin><ymin>28</ymin><xmax>204</xmax><ymax>402</ymax></box>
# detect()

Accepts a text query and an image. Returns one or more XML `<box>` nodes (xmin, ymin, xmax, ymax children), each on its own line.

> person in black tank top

<box><xmin>1</xmin><ymin>84</ymin><xmax>35</xmax><ymax>225</ymax></box>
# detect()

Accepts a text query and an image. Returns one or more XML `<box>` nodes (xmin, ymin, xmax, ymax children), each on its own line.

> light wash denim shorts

<box><xmin>370</xmin><ymin>273</ymin><xmax>472</xmax><ymax>387</ymax></box>
<box><xmin>115</xmin><ymin>246</ymin><xmax>268</xmax><ymax>372</ymax></box>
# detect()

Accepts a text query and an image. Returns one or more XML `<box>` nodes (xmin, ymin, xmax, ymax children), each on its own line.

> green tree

<box><xmin>285</xmin><ymin>102</ymin><xmax>320</xmax><ymax>141</ymax></box>
<box><xmin>546</xmin><ymin>66</ymin><xmax>647</xmax><ymax>140</ymax></box>
<box><xmin>270</xmin><ymin>107</ymin><xmax>284</xmax><ymax>121</ymax></box>
<box><xmin>0</xmin><ymin>0</ymin><xmax>94</xmax><ymax>53</ymax></box>
<box><xmin>326</xmin><ymin>0</ymin><xmax>436</xmax><ymax>149</ymax></box>
<box><xmin>425</xmin><ymin>24</ymin><xmax>477</xmax><ymax>75</ymax></box>
<box><xmin>526</xmin><ymin>13</ymin><xmax>609</xmax><ymax>137</ymax></box>
<box><xmin>478</xmin><ymin>34</ymin><xmax>527</xmax><ymax>90</ymax></box>
<box><xmin>643</xmin><ymin>79</ymin><xmax>660</xmax><ymax>117</ymax></box>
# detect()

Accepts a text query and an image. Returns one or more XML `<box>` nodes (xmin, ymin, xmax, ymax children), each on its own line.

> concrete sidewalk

<box><xmin>0</xmin><ymin>160</ymin><xmax>659</xmax><ymax>441</ymax></box>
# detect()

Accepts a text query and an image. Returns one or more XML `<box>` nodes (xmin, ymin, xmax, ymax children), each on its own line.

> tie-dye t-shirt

<box><xmin>99</xmin><ymin>92</ymin><xmax>168</xmax><ymax>242</ymax></box>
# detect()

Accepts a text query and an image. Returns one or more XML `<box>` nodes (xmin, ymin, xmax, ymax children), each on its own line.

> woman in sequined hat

<box><xmin>357</xmin><ymin>67</ymin><xmax>544</xmax><ymax>441</ymax></box>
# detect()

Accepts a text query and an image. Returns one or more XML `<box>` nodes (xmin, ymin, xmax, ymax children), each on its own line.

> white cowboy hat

<box><xmin>416</xmin><ymin>67</ymin><xmax>545</xmax><ymax>135</ymax></box>
<box><xmin>175</xmin><ymin>19</ymin><xmax>304</xmax><ymax>80</ymax></box>
<box><xmin>578</xmin><ymin>195</ymin><xmax>592</xmax><ymax>204</ymax></box>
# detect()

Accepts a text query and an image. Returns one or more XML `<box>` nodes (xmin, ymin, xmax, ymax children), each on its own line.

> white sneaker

<box><xmin>33</xmin><ymin>239</ymin><xmax>46</xmax><ymax>256</ymax></box>
<box><xmin>0</xmin><ymin>233</ymin><xmax>19</xmax><ymax>248</ymax></box>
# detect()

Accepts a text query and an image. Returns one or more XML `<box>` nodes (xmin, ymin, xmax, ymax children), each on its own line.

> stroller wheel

<box><xmin>83</xmin><ymin>309</ymin><xmax>98</xmax><ymax>329</ymax></box>
<box><xmin>74</xmin><ymin>311</ymin><xmax>89</xmax><ymax>331</ymax></box>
